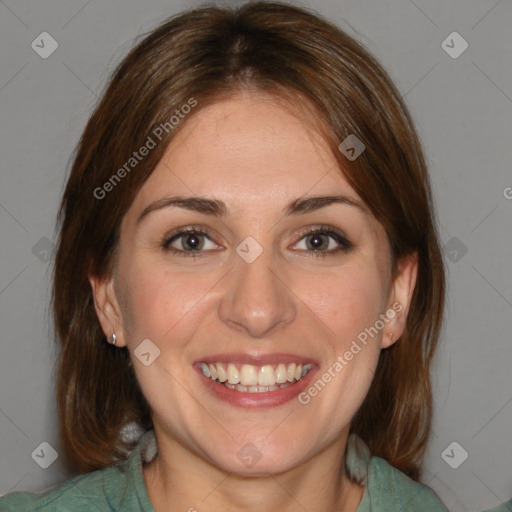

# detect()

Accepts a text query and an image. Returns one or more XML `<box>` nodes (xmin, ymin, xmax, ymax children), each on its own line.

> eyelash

<box><xmin>161</xmin><ymin>224</ymin><xmax>353</xmax><ymax>260</ymax></box>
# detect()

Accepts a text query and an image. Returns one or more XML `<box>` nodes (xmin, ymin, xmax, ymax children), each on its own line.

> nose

<box><xmin>218</xmin><ymin>246</ymin><xmax>297</xmax><ymax>339</ymax></box>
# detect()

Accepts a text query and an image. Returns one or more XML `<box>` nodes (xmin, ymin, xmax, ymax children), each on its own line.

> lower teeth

<box><xmin>220</xmin><ymin>380</ymin><xmax>295</xmax><ymax>392</ymax></box>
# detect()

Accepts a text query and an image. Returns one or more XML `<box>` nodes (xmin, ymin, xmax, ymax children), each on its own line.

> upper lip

<box><xmin>194</xmin><ymin>352</ymin><xmax>318</xmax><ymax>367</ymax></box>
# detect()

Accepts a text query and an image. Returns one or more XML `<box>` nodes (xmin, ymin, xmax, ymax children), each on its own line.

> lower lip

<box><xmin>195</xmin><ymin>365</ymin><xmax>316</xmax><ymax>408</ymax></box>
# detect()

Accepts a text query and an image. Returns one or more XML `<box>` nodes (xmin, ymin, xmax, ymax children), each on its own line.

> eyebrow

<box><xmin>136</xmin><ymin>194</ymin><xmax>369</xmax><ymax>224</ymax></box>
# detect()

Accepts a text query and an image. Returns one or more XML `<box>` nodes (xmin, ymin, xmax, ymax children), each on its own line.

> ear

<box><xmin>89</xmin><ymin>272</ymin><xmax>126</xmax><ymax>347</ymax></box>
<box><xmin>381</xmin><ymin>251</ymin><xmax>418</xmax><ymax>349</ymax></box>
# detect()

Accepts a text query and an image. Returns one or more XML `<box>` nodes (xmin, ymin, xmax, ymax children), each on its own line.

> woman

<box><xmin>0</xmin><ymin>2</ymin><xmax>449</xmax><ymax>510</ymax></box>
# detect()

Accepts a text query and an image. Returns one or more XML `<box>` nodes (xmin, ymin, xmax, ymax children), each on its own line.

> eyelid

<box><xmin>293</xmin><ymin>224</ymin><xmax>350</xmax><ymax>243</ymax></box>
<box><xmin>161</xmin><ymin>225</ymin><xmax>219</xmax><ymax>250</ymax></box>
<box><xmin>161</xmin><ymin>223</ymin><xmax>352</xmax><ymax>257</ymax></box>
<box><xmin>291</xmin><ymin>224</ymin><xmax>352</xmax><ymax>253</ymax></box>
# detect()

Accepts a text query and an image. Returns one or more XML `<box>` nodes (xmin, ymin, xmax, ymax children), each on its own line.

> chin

<box><xmin>201</xmin><ymin>435</ymin><xmax>310</xmax><ymax>476</ymax></box>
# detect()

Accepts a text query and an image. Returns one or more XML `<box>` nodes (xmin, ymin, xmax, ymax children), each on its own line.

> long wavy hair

<box><xmin>52</xmin><ymin>1</ymin><xmax>445</xmax><ymax>480</ymax></box>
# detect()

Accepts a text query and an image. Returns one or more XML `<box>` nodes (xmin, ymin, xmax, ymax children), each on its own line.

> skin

<box><xmin>90</xmin><ymin>90</ymin><xmax>418</xmax><ymax>512</ymax></box>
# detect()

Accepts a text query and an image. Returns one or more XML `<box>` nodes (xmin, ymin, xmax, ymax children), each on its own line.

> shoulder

<box><xmin>0</xmin><ymin>429</ymin><xmax>156</xmax><ymax>512</ymax></box>
<box><xmin>0</xmin><ymin>464</ymin><xmax>120</xmax><ymax>511</ymax></box>
<box><xmin>363</xmin><ymin>456</ymin><xmax>449</xmax><ymax>511</ymax></box>
<box><xmin>0</xmin><ymin>454</ymin><xmax>137</xmax><ymax>512</ymax></box>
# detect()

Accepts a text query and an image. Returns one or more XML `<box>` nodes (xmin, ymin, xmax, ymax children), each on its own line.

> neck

<box><xmin>143</xmin><ymin>432</ymin><xmax>365</xmax><ymax>512</ymax></box>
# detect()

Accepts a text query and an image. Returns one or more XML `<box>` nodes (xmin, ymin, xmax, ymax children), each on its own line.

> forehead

<box><xmin>130</xmin><ymin>92</ymin><xmax>363</xmax><ymax>216</ymax></box>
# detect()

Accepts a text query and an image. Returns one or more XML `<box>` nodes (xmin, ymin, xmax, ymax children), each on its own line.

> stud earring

<box><xmin>111</xmin><ymin>332</ymin><xmax>117</xmax><ymax>346</ymax></box>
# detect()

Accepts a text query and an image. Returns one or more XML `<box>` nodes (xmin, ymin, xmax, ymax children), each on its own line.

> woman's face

<box><xmin>92</xmin><ymin>91</ymin><xmax>416</xmax><ymax>475</ymax></box>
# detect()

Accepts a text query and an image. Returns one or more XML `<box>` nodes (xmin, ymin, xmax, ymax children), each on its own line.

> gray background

<box><xmin>0</xmin><ymin>0</ymin><xmax>511</xmax><ymax>510</ymax></box>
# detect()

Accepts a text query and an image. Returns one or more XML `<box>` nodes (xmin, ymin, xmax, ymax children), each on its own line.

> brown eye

<box><xmin>162</xmin><ymin>228</ymin><xmax>218</xmax><ymax>258</ymax></box>
<box><xmin>294</xmin><ymin>226</ymin><xmax>352</xmax><ymax>258</ymax></box>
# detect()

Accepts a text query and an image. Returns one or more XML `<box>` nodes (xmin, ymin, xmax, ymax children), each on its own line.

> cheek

<box><xmin>119</xmin><ymin>257</ymin><xmax>217</xmax><ymax>344</ymax></box>
<box><xmin>303</xmin><ymin>264</ymin><xmax>386</xmax><ymax>345</ymax></box>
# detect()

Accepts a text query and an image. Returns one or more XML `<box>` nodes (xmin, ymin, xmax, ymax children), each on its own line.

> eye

<box><xmin>161</xmin><ymin>227</ymin><xmax>219</xmax><ymax>258</ymax></box>
<box><xmin>293</xmin><ymin>225</ymin><xmax>353</xmax><ymax>258</ymax></box>
<box><xmin>161</xmin><ymin>224</ymin><xmax>353</xmax><ymax>259</ymax></box>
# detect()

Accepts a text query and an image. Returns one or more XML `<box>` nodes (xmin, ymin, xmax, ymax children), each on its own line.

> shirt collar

<box><xmin>113</xmin><ymin>427</ymin><xmax>371</xmax><ymax>511</ymax></box>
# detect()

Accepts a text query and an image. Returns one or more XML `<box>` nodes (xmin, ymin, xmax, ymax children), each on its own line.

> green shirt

<box><xmin>0</xmin><ymin>431</ymin><xmax>449</xmax><ymax>511</ymax></box>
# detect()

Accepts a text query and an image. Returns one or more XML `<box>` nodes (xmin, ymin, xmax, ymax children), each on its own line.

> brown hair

<box><xmin>52</xmin><ymin>1</ymin><xmax>445</xmax><ymax>480</ymax></box>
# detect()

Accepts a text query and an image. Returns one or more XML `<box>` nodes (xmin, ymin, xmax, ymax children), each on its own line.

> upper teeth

<box><xmin>201</xmin><ymin>362</ymin><xmax>312</xmax><ymax>387</ymax></box>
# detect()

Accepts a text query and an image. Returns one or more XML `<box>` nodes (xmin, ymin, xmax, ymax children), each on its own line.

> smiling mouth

<box><xmin>199</xmin><ymin>362</ymin><xmax>313</xmax><ymax>393</ymax></box>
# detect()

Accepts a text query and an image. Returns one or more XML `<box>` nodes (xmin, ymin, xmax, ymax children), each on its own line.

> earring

<box><xmin>111</xmin><ymin>332</ymin><xmax>117</xmax><ymax>346</ymax></box>
<box><xmin>388</xmin><ymin>332</ymin><xmax>394</xmax><ymax>342</ymax></box>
